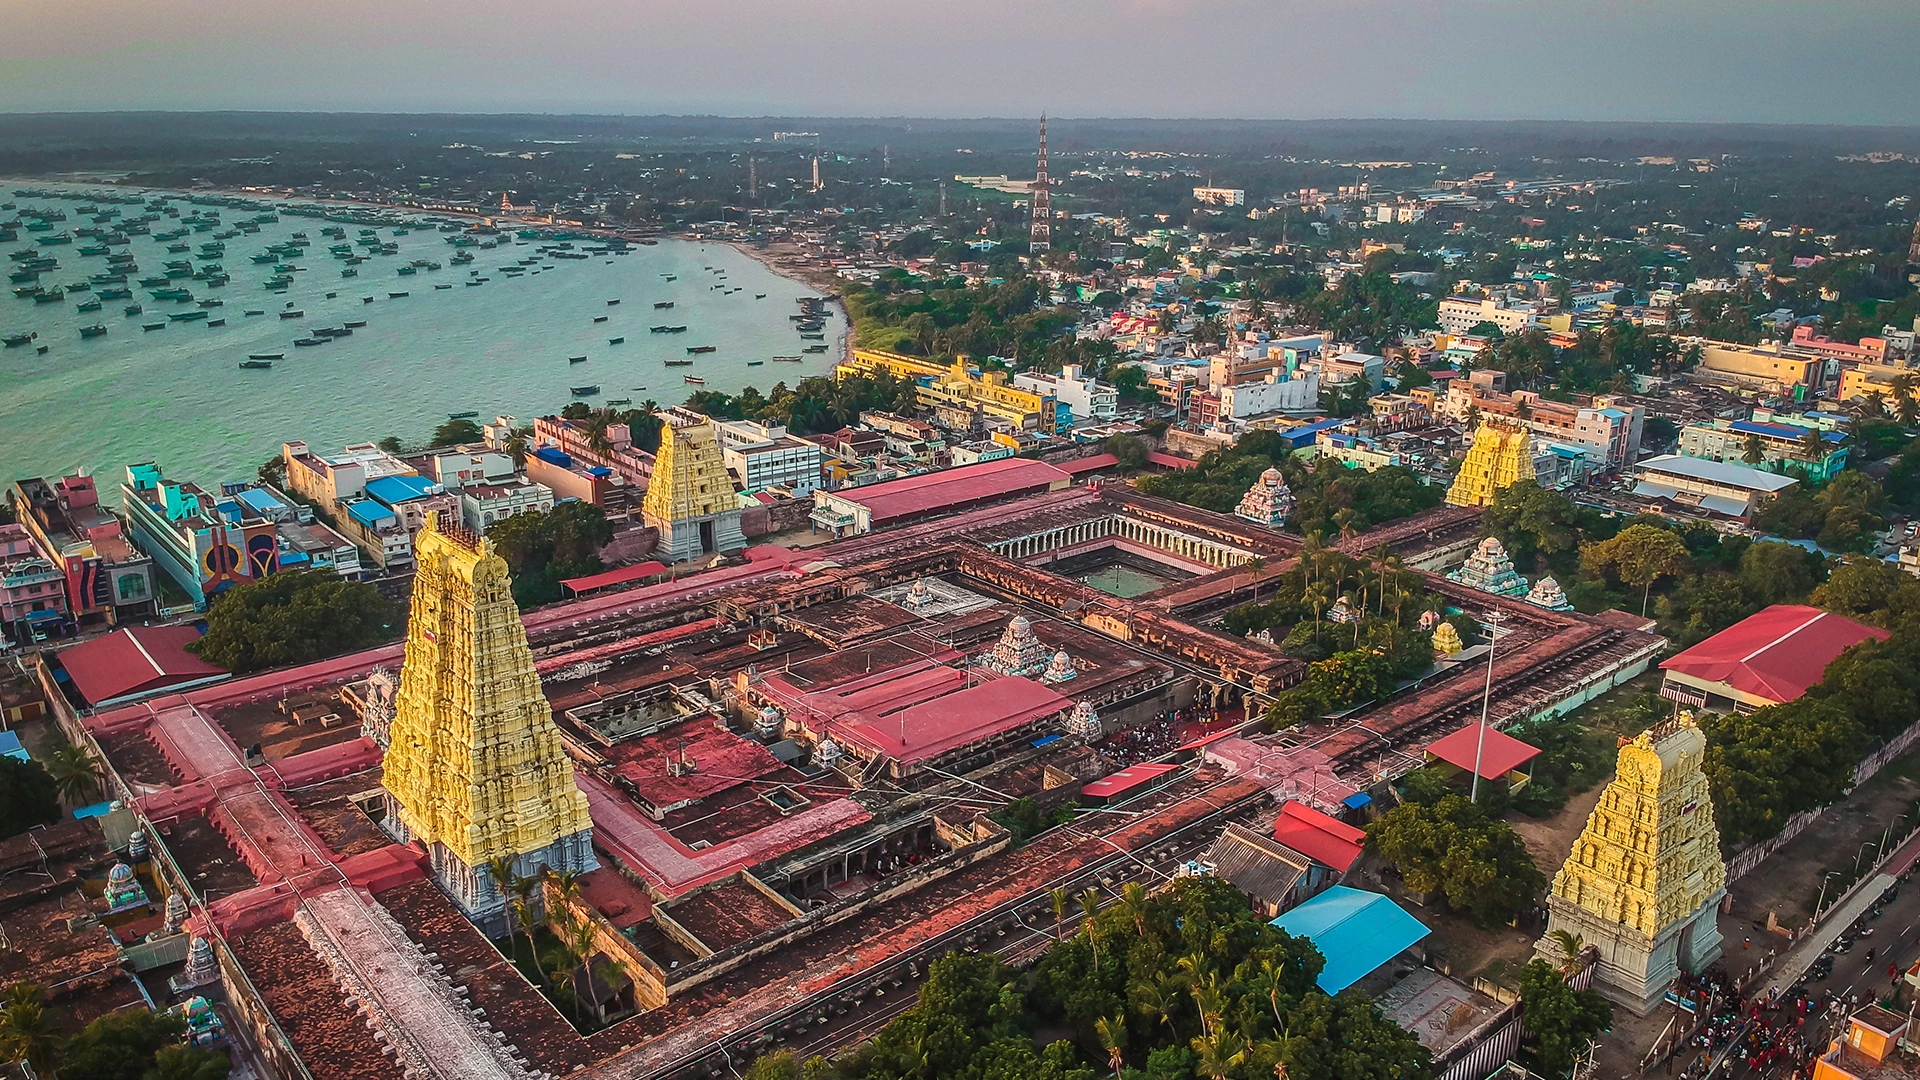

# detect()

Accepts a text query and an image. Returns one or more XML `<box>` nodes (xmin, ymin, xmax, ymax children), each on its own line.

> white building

<box><xmin>1218</xmin><ymin>370</ymin><xmax>1321</xmax><ymax>420</ymax></box>
<box><xmin>459</xmin><ymin>480</ymin><xmax>555</xmax><ymax>531</ymax></box>
<box><xmin>424</xmin><ymin>447</ymin><xmax>519</xmax><ymax>490</ymax></box>
<box><xmin>1013</xmin><ymin>364</ymin><xmax>1120</xmax><ymax>423</ymax></box>
<box><xmin>1438</xmin><ymin>295</ymin><xmax>1539</xmax><ymax>336</ymax></box>
<box><xmin>1192</xmin><ymin>187</ymin><xmax>1246</xmax><ymax>207</ymax></box>
<box><xmin>710</xmin><ymin>418</ymin><xmax>826</xmax><ymax>495</ymax></box>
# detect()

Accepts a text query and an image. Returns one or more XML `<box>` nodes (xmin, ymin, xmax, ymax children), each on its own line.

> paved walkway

<box><xmin>1762</xmin><ymin>828</ymin><xmax>1920</xmax><ymax>997</ymax></box>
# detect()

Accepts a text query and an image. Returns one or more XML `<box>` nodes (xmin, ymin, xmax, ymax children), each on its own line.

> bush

<box><xmin>187</xmin><ymin>570</ymin><xmax>398</xmax><ymax>674</ymax></box>
<box><xmin>1367</xmin><ymin>794</ymin><xmax>1545</xmax><ymax>927</ymax></box>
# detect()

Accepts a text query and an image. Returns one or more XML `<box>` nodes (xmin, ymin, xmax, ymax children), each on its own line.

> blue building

<box><xmin>1270</xmin><ymin>886</ymin><xmax>1432</xmax><ymax>994</ymax></box>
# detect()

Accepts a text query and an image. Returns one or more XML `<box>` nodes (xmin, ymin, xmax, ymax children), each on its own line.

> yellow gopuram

<box><xmin>642</xmin><ymin>407</ymin><xmax>746</xmax><ymax>562</ymax></box>
<box><xmin>1446</xmin><ymin>422</ymin><xmax>1534</xmax><ymax>507</ymax></box>
<box><xmin>381</xmin><ymin>513</ymin><xmax>596</xmax><ymax>933</ymax></box>
<box><xmin>1537</xmin><ymin>712</ymin><xmax>1726</xmax><ymax>1014</ymax></box>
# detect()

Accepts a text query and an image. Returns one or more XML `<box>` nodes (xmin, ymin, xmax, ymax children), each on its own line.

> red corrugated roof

<box><xmin>57</xmin><ymin>626</ymin><xmax>227</xmax><ymax>706</ymax></box>
<box><xmin>1660</xmin><ymin>604</ymin><xmax>1889</xmax><ymax>705</ymax></box>
<box><xmin>831</xmin><ymin>674</ymin><xmax>1072</xmax><ymax>765</ymax></box>
<box><xmin>839</xmin><ymin>458</ymin><xmax>1070</xmax><ymax>525</ymax></box>
<box><xmin>1063</xmin><ymin>453</ymin><xmax>1121</xmax><ymax>475</ymax></box>
<box><xmin>562</xmin><ymin>560</ymin><xmax>668</xmax><ymax>594</ymax></box>
<box><xmin>1272</xmin><ymin>801</ymin><xmax>1366</xmax><ymax>873</ymax></box>
<box><xmin>1084</xmin><ymin>762</ymin><xmax>1179</xmax><ymax>799</ymax></box>
<box><xmin>1146</xmin><ymin>452</ymin><xmax>1198</xmax><ymax>470</ymax></box>
<box><xmin>1425</xmin><ymin>723</ymin><xmax>1542</xmax><ymax>780</ymax></box>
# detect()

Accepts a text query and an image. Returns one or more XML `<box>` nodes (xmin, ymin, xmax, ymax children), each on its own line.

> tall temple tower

<box><xmin>381</xmin><ymin>514</ymin><xmax>596</xmax><ymax>935</ymax></box>
<box><xmin>1537</xmin><ymin>712</ymin><xmax>1726</xmax><ymax>1014</ymax></box>
<box><xmin>1029</xmin><ymin>115</ymin><xmax>1052</xmax><ymax>255</ymax></box>
<box><xmin>642</xmin><ymin>409</ymin><xmax>746</xmax><ymax>562</ymax></box>
<box><xmin>1446</xmin><ymin>422</ymin><xmax>1534</xmax><ymax>507</ymax></box>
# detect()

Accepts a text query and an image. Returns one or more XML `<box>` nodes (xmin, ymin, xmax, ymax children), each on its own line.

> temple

<box><xmin>1432</xmin><ymin>622</ymin><xmax>1465</xmax><ymax>657</ymax></box>
<box><xmin>642</xmin><ymin>408</ymin><xmax>747</xmax><ymax>562</ymax></box>
<box><xmin>1235</xmin><ymin>466</ymin><xmax>1295</xmax><ymax>528</ymax></box>
<box><xmin>1527</xmin><ymin>575</ymin><xmax>1574</xmax><ymax>611</ymax></box>
<box><xmin>981</xmin><ymin>614</ymin><xmax>1053</xmax><ymax>677</ymax></box>
<box><xmin>1447</xmin><ymin>422</ymin><xmax>1533</xmax><ymax>507</ymax></box>
<box><xmin>381</xmin><ymin>514</ymin><xmax>597</xmax><ymax>934</ymax></box>
<box><xmin>1448</xmin><ymin>536</ymin><xmax>1529</xmax><ymax>597</ymax></box>
<box><xmin>1537</xmin><ymin>712</ymin><xmax>1726</xmax><ymax>1014</ymax></box>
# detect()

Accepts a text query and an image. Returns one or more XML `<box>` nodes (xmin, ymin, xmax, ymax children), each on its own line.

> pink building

<box><xmin>0</xmin><ymin>522</ymin><xmax>70</xmax><ymax>645</ymax></box>
<box><xmin>532</xmin><ymin>416</ymin><xmax>655</xmax><ymax>487</ymax></box>
<box><xmin>1791</xmin><ymin>324</ymin><xmax>1889</xmax><ymax>364</ymax></box>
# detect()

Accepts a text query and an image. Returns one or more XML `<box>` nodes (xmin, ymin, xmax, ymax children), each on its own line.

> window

<box><xmin>118</xmin><ymin>574</ymin><xmax>146</xmax><ymax>601</ymax></box>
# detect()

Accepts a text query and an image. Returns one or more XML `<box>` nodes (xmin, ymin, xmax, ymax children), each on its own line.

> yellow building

<box><xmin>1837</xmin><ymin>363</ymin><xmax>1908</xmax><ymax>403</ymax></box>
<box><xmin>836</xmin><ymin>347</ymin><xmax>947</xmax><ymax>383</ymax></box>
<box><xmin>643</xmin><ymin>408</ymin><xmax>746</xmax><ymax>561</ymax></box>
<box><xmin>1446</xmin><ymin>423</ymin><xmax>1534</xmax><ymax>507</ymax></box>
<box><xmin>1694</xmin><ymin>341</ymin><xmax>1823</xmax><ymax>397</ymax></box>
<box><xmin>1537</xmin><ymin>712</ymin><xmax>1726</xmax><ymax>1013</ymax></box>
<box><xmin>381</xmin><ymin>513</ymin><xmax>596</xmax><ymax>933</ymax></box>
<box><xmin>839</xmin><ymin>349</ymin><xmax>1058</xmax><ymax>432</ymax></box>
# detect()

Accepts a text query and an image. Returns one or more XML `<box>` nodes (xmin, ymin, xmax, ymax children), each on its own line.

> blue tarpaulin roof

<box><xmin>1270</xmin><ymin>886</ymin><xmax>1430</xmax><ymax>994</ymax></box>
<box><xmin>0</xmin><ymin>731</ymin><xmax>26</xmax><ymax>762</ymax></box>
<box><xmin>365</xmin><ymin>474</ymin><xmax>442</xmax><ymax>506</ymax></box>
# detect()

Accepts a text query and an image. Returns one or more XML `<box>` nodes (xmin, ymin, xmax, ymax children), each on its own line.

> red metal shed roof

<box><xmin>1062</xmin><ymin>453</ymin><xmax>1121</xmax><ymax>475</ymax></box>
<box><xmin>1425</xmin><ymin>723</ymin><xmax>1542</xmax><ymax>780</ymax></box>
<box><xmin>57</xmin><ymin>626</ymin><xmax>227</xmax><ymax>706</ymax></box>
<box><xmin>840</xmin><ymin>458</ymin><xmax>1070</xmax><ymax>526</ymax></box>
<box><xmin>562</xmin><ymin>560</ymin><xmax>668</xmax><ymax>595</ymax></box>
<box><xmin>1146</xmin><ymin>451</ymin><xmax>1198</xmax><ymax>470</ymax></box>
<box><xmin>1083</xmin><ymin>762</ymin><xmax>1179</xmax><ymax>800</ymax></box>
<box><xmin>1660</xmin><ymin>604</ymin><xmax>1889</xmax><ymax>705</ymax></box>
<box><xmin>1272</xmin><ymin>800</ymin><xmax>1366</xmax><ymax>873</ymax></box>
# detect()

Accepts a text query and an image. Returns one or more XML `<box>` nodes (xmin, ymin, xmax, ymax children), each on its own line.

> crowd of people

<box><xmin>1665</xmin><ymin>967</ymin><xmax>1854</xmax><ymax>1080</ymax></box>
<box><xmin>1094</xmin><ymin>706</ymin><xmax>1240</xmax><ymax>767</ymax></box>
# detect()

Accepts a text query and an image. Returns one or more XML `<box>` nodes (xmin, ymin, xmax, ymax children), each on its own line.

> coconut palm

<box><xmin>0</xmin><ymin>983</ymin><xmax>59</xmax><ymax>1078</ymax></box>
<box><xmin>1190</xmin><ymin>975</ymin><xmax>1227</xmax><ymax>1039</ymax></box>
<box><xmin>1079</xmin><ymin>887</ymin><xmax>1103</xmax><ymax>972</ymax></box>
<box><xmin>1049</xmin><ymin>886</ymin><xmax>1068</xmax><ymax>941</ymax></box>
<box><xmin>1120</xmin><ymin>881</ymin><xmax>1149</xmax><ymax>938</ymax></box>
<box><xmin>570</xmin><ymin>920</ymin><xmax>603</xmax><ymax>1026</ymax></box>
<box><xmin>1192</xmin><ymin>1027</ymin><xmax>1248</xmax><ymax>1080</ymax></box>
<box><xmin>1132</xmin><ymin>977</ymin><xmax>1181</xmax><ymax>1042</ymax></box>
<box><xmin>45</xmin><ymin>740</ymin><xmax>103</xmax><ymax>805</ymax></box>
<box><xmin>1548</xmin><ymin>929</ymin><xmax>1586</xmax><ymax>973</ymax></box>
<box><xmin>1241</xmin><ymin>556</ymin><xmax>1266</xmax><ymax>599</ymax></box>
<box><xmin>1095</xmin><ymin>1015</ymin><xmax>1127</xmax><ymax>1078</ymax></box>
<box><xmin>1245</xmin><ymin>958</ymin><xmax>1292</xmax><ymax>1029</ymax></box>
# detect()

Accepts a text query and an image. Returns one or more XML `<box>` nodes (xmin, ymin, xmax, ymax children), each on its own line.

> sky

<box><xmin>2</xmin><ymin>0</ymin><xmax>1917</xmax><ymax>126</ymax></box>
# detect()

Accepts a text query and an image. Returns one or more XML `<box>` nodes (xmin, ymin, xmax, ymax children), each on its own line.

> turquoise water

<box><xmin>0</xmin><ymin>185</ymin><xmax>844</xmax><ymax>495</ymax></box>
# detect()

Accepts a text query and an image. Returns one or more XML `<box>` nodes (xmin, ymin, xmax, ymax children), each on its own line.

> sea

<box><xmin>0</xmin><ymin>183</ymin><xmax>846</xmax><ymax>499</ymax></box>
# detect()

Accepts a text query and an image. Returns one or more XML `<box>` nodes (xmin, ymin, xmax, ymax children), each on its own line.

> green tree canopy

<box><xmin>58</xmin><ymin>1007</ymin><xmax>229</xmax><ymax>1080</ymax></box>
<box><xmin>486</xmin><ymin>501</ymin><xmax>616</xmax><ymax>608</ymax></box>
<box><xmin>430</xmin><ymin>417</ymin><xmax>484</xmax><ymax>447</ymax></box>
<box><xmin>1366</xmin><ymin>794</ymin><xmax>1545</xmax><ymax>927</ymax></box>
<box><xmin>186</xmin><ymin>570</ymin><xmax>399</xmax><ymax>674</ymax></box>
<box><xmin>1702</xmin><ymin>698</ymin><xmax>1867</xmax><ymax>847</ymax></box>
<box><xmin>0</xmin><ymin>759</ymin><xmax>61</xmax><ymax>838</ymax></box>
<box><xmin>1518</xmin><ymin>960</ymin><xmax>1612</xmax><ymax>1079</ymax></box>
<box><xmin>1579</xmin><ymin>523</ymin><xmax>1690</xmax><ymax>614</ymax></box>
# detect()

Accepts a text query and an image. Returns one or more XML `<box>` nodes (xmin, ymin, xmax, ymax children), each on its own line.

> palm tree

<box><xmin>1799</xmin><ymin>424</ymin><xmax>1827</xmax><ymax>463</ymax></box>
<box><xmin>1095</xmin><ymin>1015</ymin><xmax>1127</xmax><ymax>1078</ymax></box>
<box><xmin>1132</xmin><ymin>977</ymin><xmax>1181</xmax><ymax>1042</ymax></box>
<box><xmin>1050</xmin><ymin>886</ymin><xmax>1069</xmax><ymax>941</ymax></box>
<box><xmin>1741</xmin><ymin>431</ymin><xmax>1766</xmax><ymax>465</ymax></box>
<box><xmin>148</xmin><ymin>1043</ymin><xmax>229</xmax><ymax>1080</ymax></box>
<box><xmin>45</xmin><ymin>740</ymin><xmax>103</xmax><ymax>805</ymax></box>
<box><xmin>1304</xmin><ymin>580</ymin><xmax>1332</xmax><ymax>643</ymax></box>
<box><xmin>1192</xmin><ymin>1028</ymin><xmax>1248</xmax><ymax>1080</ymax></box>
<box><xmin>1548</xmin><ymin>929</ymin><xmax>1586</xmax><ymax>974</ymax></box>
<box><xmin>1079</xmin><ymin>887</ymin><xmax>1103</xmax><ymax>972</ymax></box>
<box><xmin>0</xmin><ymin>983</ymin><xmax>59</xmax><ymax>1078</ymax></box>
<box><xmin>1120</xmin><ymin>881</ymin><xmax>1149</xmax><ymax>938</ymax></box>
<box><xmin>483</xmin><ymin>856</ymin><xmax>533</xmax><ymax>968</ymax></box>
<box><xmin>1246</xmin><ymin>958</ymin><xmax>1291</xmax><ymax>1029</ymax></box>
<box><xmin>570</xmin><ymin>920</ymin><xmax>603</xmax><ymax>1026</ymax></box>
<box><xmin>1189</xmin><ymin>973</ymin><xmax>1227</xmax><ymax>1038</ymax></box>
<box><xmin>1894</xmin><ymin>373</ymin><xmax>1920</xmax><ymax>427</ymax></box>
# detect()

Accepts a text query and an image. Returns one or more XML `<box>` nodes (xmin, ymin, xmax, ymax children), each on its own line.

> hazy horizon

<box><xmin>4</xmin><ymin>0</ymin><xmax>1917</xmax><ymax>126</ymax></box>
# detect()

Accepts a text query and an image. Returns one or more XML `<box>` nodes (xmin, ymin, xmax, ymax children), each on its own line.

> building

<box><xmin>1444</xmin><ymin>371</ymin><xmax>1644</xmax><ymax>467</ymax></box>
<box><xmin>1216</xmin><ymin>370</ymin><xmax>1321</xmax><ymax>421</ymax></box>
<box><xmin>8</xmin><ymin>474</ymin><xmax>157</xmax><ymax>626</ymax></box>
<box><xmin>120</xmin><ymin>463</ymin><xmax>281</xmax><ymax>609</ymax></box>
<box><xmin>1446</xmin><ymin>423</ymin><xmax>1534</xmax><ymax>507</ymax></box>
<box><xmin>918</xmin><ymin>358</ymin><xmax>1059</xmax><ymax>433</ymax></box>
<box><xmin>1677</xmin><ymin>417</ymin><xmax>1849</xmax><ymax>482</ymax></box>
<box><xmin>1270</xmin><ymin>887</ymin><xmax>1431</xmax><ymax>995</ymax></box>
<box><xmin>1790</xmin><ymin>324</ymin><xmax>1889</xmax><ymax>364</ymax></box>
<box><xmin>281</xmin><ymin>440</ymin><xmax>418</xmax><ymax>520</ymax></box>
<box><xmin>1315</xmin><ymin>431</ymin><xmax>1401</xmax><ymax>471</ymax></box>
<box><xmin>364</xmin><ymin>474</ymin><xmax>461</xmax><ymax>545</ymax></box>
<box><xmin>1204</xmin><ymin>823</ymin><xmax>1323</xmax><ymax>918</ymax></box>
<box><xmin>642</xmin><ymin>408</ymin><xmax>747</xmax><ymax>561</ymax></box>
<box><xmin>1013</xmin><ymin>364</ymin><xmax>1119</xmax><ymax>423</ymax></box>
<box><xmin>423</xmin><ymin>446</ymin><xmax>520</xmax><ymax>490</ymax></box>
<box><xmin>532</xmin><ymin>415</ymin><xmax>654</xmax><ymax>487</ymax></box>
<box><xmin>1692</xmin><ymin>340</ymin><xmax>1825</xmax><ymax>397</ymax></box>
<box><xmin>1438</xmin><ymin>295</ymin><xmax>1538</xmax><ymax>336</ymax></box>
<box><xmin>1191</xmin><ymin>187</ymin><xmax>1246</xmax><ymax>206</ymax></box>
<box><xmin>524</xmin><ymin>446</ymin><xmax>636</xmax><ymax>511</ymax></box>
<box><xmin>459</xmin><ymin>480</ymin><xmax>555</xmax><ymax>531</ymax></box>
<box><xmin>1659</xmin><ymin>605</ymin><xmax>1889</xmax><ymax>713</ymax></box>
<box><xmin>54</xmin><ymin>625</ymin><xmax>228</xmax><ymax>708</ymax></box>
<box><xmin>1810</xmin><ymin>1006</ymin><xmax>1910</xmax><ymax>1080</ymax></box>
<box><xmin>1631</xmin><ymin>455</ymin><xmax>1799</xmax><ymax>519</ymax></box>
<box><xmin>1538</xmin><ymin>714</ymin><xmax>1725</xmax><ymax>1013</ymax></box>
<box><xmin>223</xmin><ymin>483</ymin><xmax>366</xmax><ymax>579</ymax></box>
<box><xmin>1423</xmin><ymin>723</ymin><xmax>1542</xmax><ymax>796</ymax></box>
<box><xmin>340</xmin><ymin>499</ymin><xmax>415</xmax><ymax>570</ymax></box>
<box><xmin>0</xmin><ymin>523</ymin><xmax>67</xmax><ymax>645</ymax></box>
<box><xmin>809</xmin><ymin>457</ymin><xmax>1071</xmax><ymax>538</ymax></box>
<box><xmin>380</xmin><ymin>515</ymin><xmax>597</xmax><ymax>935</ymax></box>
<box><xmin>711</xmin><ymin>418</ymin><xmax>826</xmax><ymax>495</ymax></box>
<box><xmin>1314</xmin><ymin>350</ymin><xmax>1387</xmax><ymax>393</ymax></box>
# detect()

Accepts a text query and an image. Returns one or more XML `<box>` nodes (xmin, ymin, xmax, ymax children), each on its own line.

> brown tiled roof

<box><xmin>228</xmin><ymin>920</ymin><xmax>409</xmax><ymax>1080</ymax></box>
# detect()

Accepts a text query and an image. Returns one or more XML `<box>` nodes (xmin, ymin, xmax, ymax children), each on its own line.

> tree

<box><xmin>1703</xmin><ymin>698</ymin><xmax>1867</xmax><ymax>846</ymax></box>
<box><xmin>1482</xmin><ymin>482</ymin><xmax>1579</xmax><ymax>572</ymax></box>
<box><xmin>1579</xmin><ymin>523</ymin><xmax>1690</xmax><ymax>615</ymax></box>
<box><xmin>0</xmin><ymin>984</ymin><xmax>59</xmax><ymax>1079</ymax></box>
<box><xmin>1366</xmin><ymin>795</ymin><xmax>1545</xmax><ymax>927</ymax></box>
<box><xmin>1107</xmin><ymin>434</ymin><xmax>1149</xmax><ymax>472</ymax></box>
<box><xmin>1518</xmin><ymin>960</ymin><xmax>1611</xmax><ymax>1080</ymax></box>
<box><xmin>486</xmin><ymin>501</ymin><xmax>616</xmax><ymax>608</ymax></box>
<box><xmin>60</xmin><ymin>1007</ymin><xmax>228</xmax><ymax>1080</ymax></box>
<box><xmin>375</xmin><ymin>435</ymin><xmax>404</xmax><ymax>453</ymax></box>
<box><xmin>1095</xmin><ymin>1015</ymin><xmax>1127</xmax><ymax>1078</ymax></box>
<box><xmin>0</xmin><ymin>759</ymin><xmax>61</xmax><ymax>840</ymax></box>
<box><xmin>1545</xmin><ymin>930</ymin><xmax>1585</xmax><ymax>974</ymax></box>
<box><xmin>1741</xmin><ymin>431</ymin><xmax>1766</xmax><ymax>465</ymax></box>
<box><xmin>432</xmin><ymin>417</ymin><xmax>484</xmax><ymax>448</ymax></box>
<box><xmin>256</xmin><ymin>455</ymin><xmax>287</xmax><ymax>490</ymax></box>
<box><xmin>186</xmin><ymin>570</ymin><xmax>399</xmax><ymax>674</ymax></box>
<box><xmin>44</xmin><ymin>739</ymin><xmax>103</xmax><ymax>806</ymax></box>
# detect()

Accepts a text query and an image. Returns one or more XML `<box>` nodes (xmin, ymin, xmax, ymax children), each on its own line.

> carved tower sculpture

<box><xmin>381</xmin><ymin>514</ymin><xmax>596</xmax><ymax>935</ymax></box>
<box><xmin>1447</xmin><ymin>422</ymin><xmax>1534</xmax><ymax>507</ymax></box>
<box><xmin>1537</xmin><ymin>712</ymin><xmax>1726</xmax><ymax>1014</ymax></box>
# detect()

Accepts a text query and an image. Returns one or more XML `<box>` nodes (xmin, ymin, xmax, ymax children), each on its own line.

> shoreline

<box><xmin>722</xmin><ymin>240</ymin><xmax>857</xmax><ymax>372</ymax></box>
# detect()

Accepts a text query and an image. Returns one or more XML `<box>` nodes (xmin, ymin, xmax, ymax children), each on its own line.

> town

<box><xmin>1</xmin><ymin>106</ymin><xmax>1919</xmax><ymax>1080</ymax></box>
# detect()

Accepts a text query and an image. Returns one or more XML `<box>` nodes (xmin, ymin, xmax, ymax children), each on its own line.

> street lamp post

<box><xmin>1884</xmin><ymin>814</ymin><xmax>1908</xmax><ymax>864</ymax></box>
<box><xmin>1470</xmin><ymin>610</ymin><xmax>1507</xmax><ymax>804</ymax></box>
<box><xmin>1856</xmin><ymin>841</ymin><xmax>1880</xmax><ymax>877</ymax></box>
<box><xmin>1816</xmin><ymin>871</ymin><xmax>1843</xmax><ymax>916</ymax></box>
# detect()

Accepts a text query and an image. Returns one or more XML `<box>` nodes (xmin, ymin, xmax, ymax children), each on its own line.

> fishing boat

<box><xmin>279</xmin><ymin>309</ymin><xmax>304</xmax><ymax>319</ymax></box>
<box><xmin>448</xmin><ymin>410</ymin><xmax>479</xmax><ymax>419</ymax></box>
<box><xmin>799</xmin><ymin>333</ymin><xmax>825</xmax><ymax>340</ymax></box>
<box><xmin>142</xmin><ymin>322</ymin><xmax>165</xmax><ymax>331</ymax></box>
<box><xmin>248</xmin><ymin>352</ymin><xmax>284</xmax><ymax>360</ymax></box>
<box><xmin>389</xmin><ymin>291</ymin><xmax>409</xmax><ymax>298</ymax></box>
<box><xmin>606</xmin><ymin>398</ymin><xmax>632</xmax><ymax>407</ymax></box>
<box><xmin>772</xmin><ymin>355</ymin><xmax>802</xmax><ymax>363</ymax></box>
<box><xmin>2</xmin><ymin>332</ymin><xmax>36</xmax><ymax>348</ymax></box>
<box><xmin>169</xmin><ymin>311</ymin><xmax>209</xmax><ymax>322</ymax></box>
<box><xmin>569</xmin><ymin>385</ymin><xmax>600</xmax><ymax>396</ymax></box>
<box><xmin>653</xmin><ymin>301</ymin><xmax>674</xmax><ymax>309</ymax></box>
<box><xmin>342</xmin><ymin>268</ymin><xmax>358</xmax><ymax>278</ymax></box>
<box><xmin>35</xmin><ymin>345</ymin><xmax>47</xmax><ymax>354</ymax></box>
<box><xmin>593</xmin><ymin>315</ymin><xmax>609</xmax><ymax>323</ymax></box>
<box><xmin>80</xmin><ymin>324</ymin><xmax>107</xmax><ymax>338</ymax></box>
<box><xmin>98</xmin><ymin>287</ymin><xmax>132</xmax><ymax>300</ymax></box>
<box><xmin>664</xmin><ymin>359</ymin><xmax>694</xmax><ymax>367</ymax></box>
<box><xmin>363</xmin><ymin>296</ymin><xmax>375</xmax><ymax>303</ymax></box>
<box><xmin>239</xmin><ymin>360</ymin><xmax>272</xmax><ymax>369</ymax></box>
<box><xmin>755</xmin><ymin>293</ymin><xmax>766</xmax><ymax>299</ymax></box>
<box><xmin>747</xmin><ymin>360</ymin><xmax>764</xmax><ymax>366</ymax></box>
<box><xmin>687</xmin><ymin>345</ymin><xmax>716</xmax><ymax>354</ymax></box>
<box><xmin>663</xmin><ymin>274</ymin><xmax>676</xmax><ymax>281</ymax></box>
<box><xmin>344</xmin><ymin>320</ymin><xmax>366</xmax><ymax>328</ymax></box>
<box><xmin>606</xmin><ymin>299</ymin><xmax>620</xmax><ymax>305</ymax></box>
<box><xmin>294</xmin><ymin>338</ymin><xmax>326</xmax><ymax>347</ymax></box>
<box><xmin>34</xmin><ymin>289</ymin><xmax>65</xmax><ymax>304</ymax></box>
<box><xmin>803</xmin><ymin>344</ymin><xmax>829</xmax><ymax>353</ymax></box>
<box><xmin>244</xmin><ymin>309</ymin><xmax>264</xmax><ymax>316</ymax></box>
<box><xmin>434</xmin><ymin>283</ymin><xmax>451</xmax><ymax>290</ymax></box>
<box><xmin>465</xmin><ymin>279</ymin><xmax>484</xmax><ymax>286</ymax></box>
<box><xmin>124</xmin><ymin>304</ymin><xmax>143</xmax><ymax>316</ymax></box>
<box><xmin>198</xmin><ymin>298</ymin><xmax>223</xmax><ymax>308</ymax></box>
<box><xmin>324</xmin><ymin>292</ymin><xmax>337</xmax><ymax>299</ymax></box>
<box><xmin>206</xmin><ymin>318</ymin><xmax>225</xmax><ymax>327</ymax></box>
<box><xmin>76</xmin><ymin>300</ymin><xmax>102</xmax><ymax>313</ymax></box>
<box><xmin>683</xmin><ymin>375</ymin><xmax>706</xmax><ymax>385</ymax></box>
<box><xmin>608</xmin><ymin>336</ymin><xmax>625</xmax><ymax>345</ymax></box>
<box><xmin>568</xmin><ymin>355</ymin><xmax>588</xmax><ymax>364</ymax></box>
